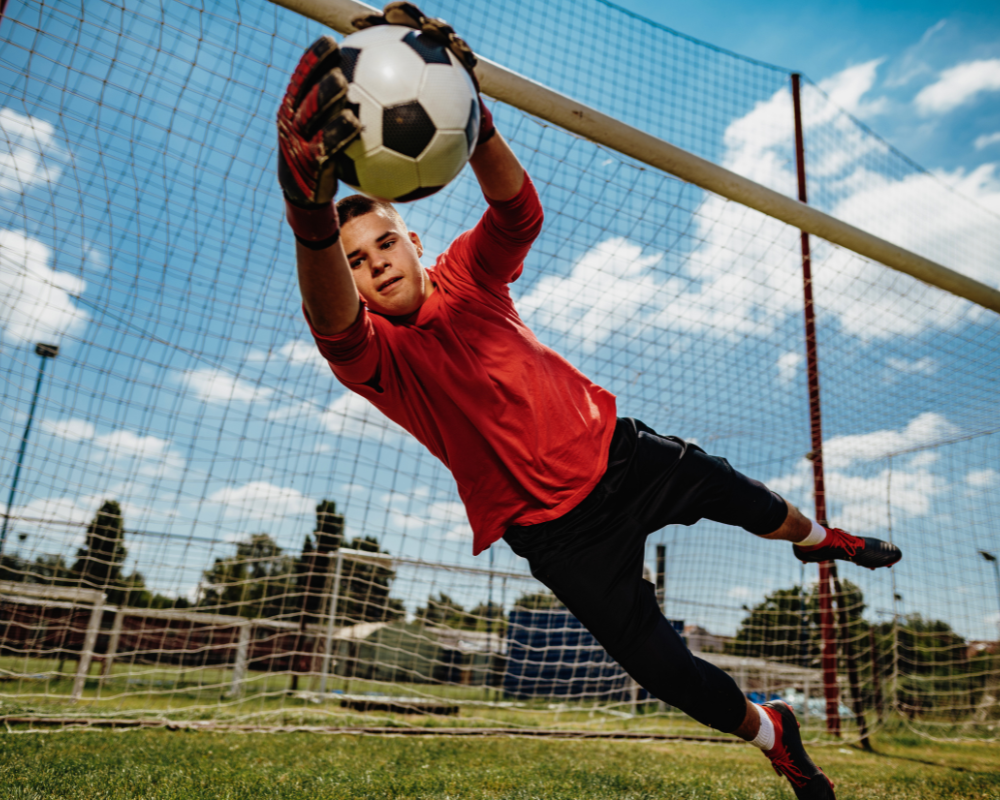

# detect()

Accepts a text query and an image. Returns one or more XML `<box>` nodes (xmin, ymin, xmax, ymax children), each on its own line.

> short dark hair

<box><xmin>336</xmin><ymin>194</ymin><xmax>406</xmax><ymax>230</ymax></box>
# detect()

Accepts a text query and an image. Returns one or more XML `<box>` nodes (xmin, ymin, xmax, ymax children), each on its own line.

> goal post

<box><xmin>0</xmin><ymin>580</ymin><xmax>105</xmax><ymax>701</ymax></box>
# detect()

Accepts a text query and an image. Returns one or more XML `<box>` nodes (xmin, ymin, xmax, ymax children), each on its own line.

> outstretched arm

<box><xmin>294</xmin><ymin>238</ymin><xmax>359</xmax><ymax>336</ymax></box>
<box><xmin>278</xmin><ymin>37</ymin><xmax>364</xmax><ymax>336</ymax></box>
<box><xmin>470</xmin><ymin>130</ymin><xmax>527</xmax><ymax>202</ymax></box>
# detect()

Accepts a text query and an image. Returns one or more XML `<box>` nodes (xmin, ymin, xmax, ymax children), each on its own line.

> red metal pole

<box><xmin>791</xmin><ymin>72</ymin><xmax>840</xmax><ymax>736</ymax></box>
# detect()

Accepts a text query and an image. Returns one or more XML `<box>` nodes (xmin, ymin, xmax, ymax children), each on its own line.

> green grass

<box><xmin>1</xmin><ymin>728</ymin><xmax>998</xmax><ymax>799</ymax></box>
<box><xmin>4</xmin><ymin>656</ymin><xmax>838</xmax><ymax>736</ymax></box>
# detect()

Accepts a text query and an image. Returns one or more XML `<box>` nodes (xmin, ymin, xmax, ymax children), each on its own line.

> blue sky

<box><xmin>615</xmin><ymin>0</ymin><xmax>1000</xmax><ymax>173</ymax></box>
<box><xmin>0</xmin><ymin>0</ymin><xmax>998</xmax><ymax>646</ymax></box>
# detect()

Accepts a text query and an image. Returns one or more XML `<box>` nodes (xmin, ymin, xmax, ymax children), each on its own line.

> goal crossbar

<box><xmin>270</xmin><ymin>0</ymin><xmax>1000</xmax><ymax>315</ymax></box>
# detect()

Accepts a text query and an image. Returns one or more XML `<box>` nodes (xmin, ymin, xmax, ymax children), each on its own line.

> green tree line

<box><xmin>728</xmin><ymin>581</ymin><xmax>994</xmax><ymax>717</ymax></box>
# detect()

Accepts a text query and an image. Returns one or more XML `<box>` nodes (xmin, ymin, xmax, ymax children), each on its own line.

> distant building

<box><xmin>684</xmin><ymin>624</ymin><xmax>732</xmax><ymax>653</ymax></box>
<box><xmin>967</xmin><ymin>640</ymin><xmax>1000</xmax><ymax>659</ymax></box>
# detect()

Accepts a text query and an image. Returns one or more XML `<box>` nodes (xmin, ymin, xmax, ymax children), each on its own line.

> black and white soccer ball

<box><xmin>335</xmin><ymin>25</ymin><xmax>480</xmax><ymax>202</ymax></box>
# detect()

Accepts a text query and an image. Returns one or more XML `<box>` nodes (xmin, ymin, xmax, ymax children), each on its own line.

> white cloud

<box><xmin>514</xmin><ymin>61</ymin><xmax>998</xmax><ymax>349</ymax></box>
<box><xmin>279</xmin><ymin>339</ymin><xmax>329</xmax><ymax>371</ymax></box>
<box><xmin>974</xmin><ymin>132</ymin><xmax>1000</xmax><ymax>151</ymax></box>
<box><xmin>95</xmin><ymin>429</ymin><xmax>186</xmax><ymax>478</ymax></box>
<box><xmin>382</xmin><ymin>491</ymin><xmax>471</xmax><ymax>540</ymax></box>
<box><xmin>777</xmin><ymin>351</ymin><xmax>803</xmax><ymax>384</ymax></box>
<box><xmin>83</xmin><ymin>245</ymin><xmax>107</xmax><ymax>271</ymax></box>
<box><xmin>768</xmin><ymin>457</ymin><xmax>946</xmax><ymax>533</ymax></box>
<box><xmin>680</xmin><ymin>62</ymin><xmax>1000</xmax><ymax>341</ymax></box>
<box><xmin>8</xmin><ymin>493</ymin><xmax>119</xmax><ymax>552</ymax></box>
<box><xmin>967</xmin><ymin>469</ymin><xmax>999</xmax><ymax>489</ymax></box>
<box><xmin>318</xmin><ymin>391</ymin><xmax>410</xmax><ymax>445</ymax></box>
<box><xmin>915</xmin><ymin>59</ymin><xmax>1000</xmax><ymax>115</ymax></box>
<box><xmin>0</xmin><ymin>229</ymin><xmax>88</xmax><ymax>345</ymax></box>
<box><xmin>823</xmin><ymin>412</ymin><xmax>957</xmax><ymax>469</ymax></box>
<box><xmin>41</xmin><ymin>417</ymin><xmax>95</xmax><ymax>441</ymax></box>
<box><xmin>266</xmin><ymin>399</ymin><xmax>317</xmax><ymax>423</ymax></box>
<box><xmin>207</xmin><ymin>481</ymin><xmax>314</xmax><ymax>521</ymax></box>
<box><xmin>767</xmin><ymin>413</ymin><xmax>955</xmax><ymax>532</ymax></box>
<box><xmin>517</xmin><ymin>237</ymin><xmax>675</xmax><ymax>350</ymax></box>
<box><xmin>0</xmin><ymin>108</ymin><xmax>62</xmax><ymax>193</ymax></box>
<box><xmin>12</xmin><ymin>494</ymin><xmax>94</xmax><ymax>529</ymax></box>
<box><xmin>907</xmin><ymin>451</ymin><xmax>939</xmax><ymax>469</ymax></box>
<box><xmin>265</xmin><ymin>392</ymin><xmax>412</xmax><ymax>449</ymax></box>
<box><xmin>886</xmin><ymin>356</ymin><xmax>937</xmax><ymax>375</ymax></box>
<box><xmin>829</xmin><ymin>164</ymin><xmax>1000</xmax><ymax>271</ymax></box>
<box><xmin>182</xmin><ymin>367</ymin><xmax>273</xmax><ymax>403</ymax></box>
<box><xmin>884</xmin><ymin>21</ymin><xmax>945</xmax><ymax>88</ymax></box>
<box><xmin>817</xmin><ymin>59</ymin><xmax>887</xmax><ymax>119</ymax></box>
<box><xmin>430</xmin><ymin>501</ymin><xmax>472</xmax><ymax>541</ymax></box>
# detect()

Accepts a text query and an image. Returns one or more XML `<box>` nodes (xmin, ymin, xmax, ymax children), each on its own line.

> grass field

<box><xmin>1</xmin><ymin>727</ymin><xmax>998</xmax><ymax>799</ymax></box>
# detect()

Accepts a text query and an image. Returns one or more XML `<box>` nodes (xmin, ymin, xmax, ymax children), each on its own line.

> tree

<box><xmin>416</xmin><ymin>592</ymin><xmax>474</xmax><ymax>628</ymax></box>
<box><xmin>337</xmin><ymin>535</ymin><xmax>405</xmax><ymax>623</ymax></box>
<box><xmin>294</xmin><ymin>500</ymin><xmax>345</xmax><ymax>625</ymax></box>
<box><xmin>513</xmin><ymin>590</ymin><xmax>563</xmax><ymax>610</ymax></box>
<box><xmin>727</xmin><ymin>580</ymin><xmax>867</xmax><ymax>666</ymax></box>
<box><xmin>70</xmin><ymin>500</ymin><xmax>130</xmax><ymax>603</ymax></box>
<box><xmin>199</xmin><ymin>533</ymin><xmax>296</xmax><ymax>618</ymax></box>
<box><xmin>29</xmin><ymin>554</ymin><xmax>71</xmax><ymax>584</ymax></box>
<box><xmin>289</xmin><ymin>501</ymin><xmax>345</xmax><ymax>690</ymax></box>
<box><xmin>469</xmin><ymin>600</ymin><xmax>507</xmax><ymax>635</ymax></box>
<box><xmin>876</xmin><ymin>614</ymin><xmax>974</xmax><ymax>717</ymax></box>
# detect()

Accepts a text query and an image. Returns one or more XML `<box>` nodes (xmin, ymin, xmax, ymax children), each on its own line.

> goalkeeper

<box><xmin>277</xmin><ymin>6</ymin><xmax>900</xmax><ymax>798</ymax></box>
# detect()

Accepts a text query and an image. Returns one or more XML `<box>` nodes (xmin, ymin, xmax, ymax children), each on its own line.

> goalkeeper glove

<box><xmin>277</xmin><ymin>36</ymin><xmax>361</xmax><ymax>249</ymax></box>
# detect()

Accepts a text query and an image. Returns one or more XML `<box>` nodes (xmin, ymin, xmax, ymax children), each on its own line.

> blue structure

<box><xmin>503</xmin><ymin>608</ymin><xmax>683</xmax><ymax>700</ymax></box>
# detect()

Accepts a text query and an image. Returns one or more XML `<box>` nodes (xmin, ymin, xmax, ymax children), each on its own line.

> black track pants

<box><xmin>504</xmin><ymin>417</ymin><xmax>788</xmax><ymax>733</ymax></box>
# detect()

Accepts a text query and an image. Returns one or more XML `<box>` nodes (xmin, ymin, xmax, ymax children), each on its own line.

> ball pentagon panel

<box><xmin>401</xmin><ymin>30</ymin><xmax>452</xmax><ymax>65</ymax></box>
<box><xmin>464</xmin><ymin>99</ymin><xmax>480</xmax><ymax>151</ymax></box>
<box><xmin>340</xmin><ymin>47</ymin><xmax>361</xmax><ymax>83</ymax></box>
<box><xmin>352</xmin><ymin>146</ymin><xmax>420</xmax><ymax>201</ymax></box>
<box><xmin>417</xmin><ymin>62</ymin><xmax>479</xmax><ymax>131</ymax></box>
<box><xmin>351</xmin><ymin>36</ymin><xmax>426</xmax><ymax>108</ymax></box>
<box><xmin>345</xmin><ymin>83</ymin><xmax>384</xmax><ymax>156</ymax></box>
<box><xmin>382</xmin><ymin>101</ymin><xmax>436</xmax><ymax>158</ymax></box>
<box><xmin>340</xmin><ymin>24</ymin><xmax>411</xmax><ymax>50</ymax></box>
<box><xmin>416</xmin><ymin>130</ymin><xmax>470</xmax><ymax>187</ymax></box>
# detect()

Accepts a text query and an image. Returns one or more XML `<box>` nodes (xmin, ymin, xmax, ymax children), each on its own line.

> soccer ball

<box><xmin>335</xmin><ymin>25</ymin><xmax>480</xmax><ymax>202</ymax></box>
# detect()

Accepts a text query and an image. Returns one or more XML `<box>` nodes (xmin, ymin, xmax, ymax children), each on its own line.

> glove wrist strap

<box><xmin>477</xmin><ymin>96</ymin><xmax>496</xmax><ymax>146</ymax></box>
<box><xmin>285</xmin><ymin>197</ymin><xmax>341</xmax><ymax>250</ymax></box>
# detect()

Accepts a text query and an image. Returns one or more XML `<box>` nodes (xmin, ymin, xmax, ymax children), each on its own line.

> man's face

<box><xmin>341</xmin><ymin>209</ymin><xmax>432</xmax><ymax>317</ymax></box>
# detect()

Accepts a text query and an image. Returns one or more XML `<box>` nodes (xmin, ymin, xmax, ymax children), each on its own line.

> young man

<box><xmin>276</xmin><ymin>6</ymin><xmax>901</xmax><ymax>797</ymax></box>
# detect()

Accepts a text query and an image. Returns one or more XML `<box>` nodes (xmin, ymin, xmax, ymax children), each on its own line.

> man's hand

<box><xmin>277</xmin><ymin>37</ymin><xmax>361</xmax><ymax>248</ymax></box>
<box><xmin>352</xmin><ymin>2</ymin><xmax>495</xmax><ymax>145</ymax></box>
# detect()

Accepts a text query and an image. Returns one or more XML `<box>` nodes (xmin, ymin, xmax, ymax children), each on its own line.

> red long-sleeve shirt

<box><xmin>307</xmin><ymin>175</ymin><xmax>617</xmax><ymax>554</ymax></box>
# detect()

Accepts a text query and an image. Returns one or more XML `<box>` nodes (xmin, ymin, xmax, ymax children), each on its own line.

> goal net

<box><xmin>1</xmin><ymin>0</ymin><xmax>998</xmax><ymax>741</ymax></box>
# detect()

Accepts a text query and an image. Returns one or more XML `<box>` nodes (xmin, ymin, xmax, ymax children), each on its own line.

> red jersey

<box><xmin>307</xmin><ymin>175</ymin><xmax>617</xmax><ymax>554</ymax></box>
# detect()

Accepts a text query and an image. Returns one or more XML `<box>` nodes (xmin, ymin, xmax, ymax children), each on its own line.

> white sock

<box><xmin>796</xmin><ymin>519</ymin><xmax>828</xmax><ymax>548</ymax></box>
<box><xmin>750</xmin><ymin>704</ymin><xmax>776</xmax><ymax>750</ymax></box>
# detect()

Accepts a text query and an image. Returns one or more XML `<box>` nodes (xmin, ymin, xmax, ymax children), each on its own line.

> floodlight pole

<box><xmin>1</xmin><ymin>343</ymin><xmax>58</xmax><ymax>561</ymax></box>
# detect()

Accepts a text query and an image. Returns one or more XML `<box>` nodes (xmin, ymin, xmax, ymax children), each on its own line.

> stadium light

<box><xmin>0</xmin><ymin>343</ymin><xmax>59</xmax><ymax>560</ymax></box>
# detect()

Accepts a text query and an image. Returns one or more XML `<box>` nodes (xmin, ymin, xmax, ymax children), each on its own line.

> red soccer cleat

<box><xmin>794</xmin><ymin>527</ymin><xmax>901</xmax><ymax>570</ymax></box>
<box><xmin>761</xmin><ymin>701</ymin><xmax>836</xmax><ymax>799</ymax></box>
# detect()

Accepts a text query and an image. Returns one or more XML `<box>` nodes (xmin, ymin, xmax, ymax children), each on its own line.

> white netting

<box><xmin>1</xmin><ymin>0</ymin><xmax>998</xmax><ymax>739</ymax></box>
